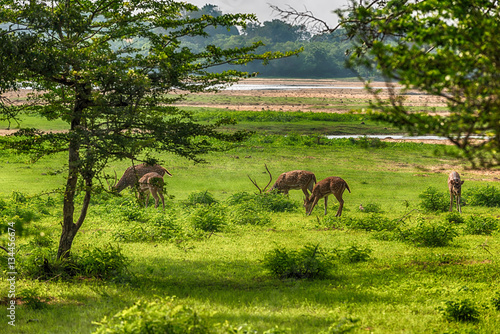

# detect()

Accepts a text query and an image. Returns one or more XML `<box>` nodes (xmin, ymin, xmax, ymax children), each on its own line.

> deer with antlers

<box><xmin>110</xmin><ymin>163</ymin><xmax>172</xmax><ymax>193</ymax></box>
<box><xmin>304</xmin><ymin>176</ymin><xmax>351</xmax><ymax>217</ymax></box>
<box><xmin>448</xmin><ymin>171</ymin><xmax>464</xmax><ymax>213</ymax></box>
<box><xmin>138</xmin><ymin>172</ymin><xmax>165</xmax><ymax>209</ymax></box>
<box><xmin>248</xmin><ymin>165</ymin><xmax>316</xmax><ymax>200</ymax></box>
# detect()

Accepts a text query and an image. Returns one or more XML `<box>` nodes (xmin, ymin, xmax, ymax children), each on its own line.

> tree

<box><xmin>0</xmin><ymin>0</ymin><xmax>297</xmax><ymax>259</ymax></box>
<box><xmin>274</xmin><ymin>0</ymin><xmax>500</xmax><ymax>168</ymax></box>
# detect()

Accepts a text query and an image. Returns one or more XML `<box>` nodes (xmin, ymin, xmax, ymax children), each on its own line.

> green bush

<box><xmin>114</xmin><ymin>210</ymin><xmax>181</xmax><ymax>242</ymax></box>
<box><xmin>339</xmin><ymin>244</ymin><xmax>372</xmax><ymax>263</ymax></box>
<box><xmin>185</xmin><ymin>191</ymin><xmax>218</xmax><ymax>207</ymax></box>
<box><xmin>465</xmin><ymin>185</ymin><xmax>500</xmax><ymax>207</ymax></box>
<box><xmin>190</xmin><ymin>204</ymin><xmax>226</xmax><ymax>232</ymax></box>
<box><xmin>226</xmin><ymin>192</ymin><xmax>298</xmax><ymax>213</ymax></box>
<box><xmin>444</xmin><ymin>211</ymin><xmax>465</xmax><ymax>225</ymax></box>
<box><xmin>419</xmin><ymin>187</ymin><xmax>448</xmax><ymax>212</ymax></box>
<box><xmin>229</xmin><ymin>203</ymin><xmax>271</xmax><ymax>226</ymax></box>
<box><xmin>77</xmin><ymin>245</ymin><xmax>130</xmax><ymax>280</ymax></box>
<box><xmin>492</xmin><ymin>293</ymin><xmax>500</xmax><ymax>311</ymax></box>
<box><xmin>19</xmin><ymin>287</ymin><xmax>49</xmax><ymax>309</ymax></box>
<box><xmin>358</xmin><ymin>203</ymin><xmax>383</xmax><ymax>213</ymax></box>
<box><xmin>344</xmin><ymin>214</ymin><xmax>399</xmax><ymax>232</ymax></box>
<box><xmin>262</xmin><ymin>244</ymin><xmax>333</xmax><ymax>280</ymax></box>
<box><xmin>398</xmin><ymin>220</ymin><xmax>457</xmax><ymax>247</ymax></box>
<box><xmin>439</xmin><ymin>299</ymin><xmax>480</xmax><ymax>322</ymax></box>
<box><xmin>92</xmin><ymin>297</ymin><xmax>213</xmax><ymax>334</ymax></box>
<box><xmin>463</xmin><ymin>216</ymin><xmax>498</xmax><ymax>235</ymax></box>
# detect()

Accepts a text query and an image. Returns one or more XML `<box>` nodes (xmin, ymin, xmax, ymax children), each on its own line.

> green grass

<box><xmin>1</xmin><ymin>107</ymin><xmax>499</xmax><ymax>333</ymax></box>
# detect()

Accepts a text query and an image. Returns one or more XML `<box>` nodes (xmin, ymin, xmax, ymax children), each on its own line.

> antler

<box><xmin>248</xmin><ymin>164</ymin><xmax>273</xmax><ymax>194</ymax></box>
<box><xmin>105</xmin><ymin>170</ymin><xmax>118</xmax><ymax>191</ymax></box>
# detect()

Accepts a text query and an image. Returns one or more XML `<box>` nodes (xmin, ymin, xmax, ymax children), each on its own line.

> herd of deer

<box><xmin>110</xmin><ymin>163</ymin><xmax>465</xmax><ymax>215</ymax></box>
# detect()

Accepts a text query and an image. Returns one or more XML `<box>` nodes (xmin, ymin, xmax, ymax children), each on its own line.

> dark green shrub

<box><xmin>190</xmin><ymin>204</ymin><xmax>226</xmax><ymax>232</ymax></box>
<box><xmin>463</xmin><ymin>216</ymin><xmax>498</xmax><ymax>235</ymax></box>
<box><xmin>19</xmin><ymin>287</ymin><xmax>49</xmax><ymax>309</ymax></box>
<box><xmin>359</xmin><ymin>203</ymin><xmax>383</xmax><ymax>213</ymax></box>
<box><xmin>185</xmin><ymin>191</ymin><xmax>218</xmax><ymax>207</ymax></box>
<box><xmin>439</xmin><ymin>299</ymin><xmax>480</xmax><ymax>322</ymax></box>
<box><xmin>339</xmin><ymin>244</ymin><xmax>372</xmax><ymax>263</ymax></box>
<box><xmin>465</xmin><ymin>185</ymin><xmax>500</xmax><ymax>207</ymax></box>
<box><xmin>76</xmin><ymin>244</ymin><xmax>130</xmax><ymax>280</ymax></box>
<box><xmin>419</xmin><ymin>187</ymin><xmax>448</xmax><ymax>212</ymax></box>
<box><xmin>114</xmin><ymin>210</ymin><xmax>181</xmax><ymax>242</ymax></box>
<box><xmin>229</xmin><ymin>203</ymin><xmax>271</xmax><ymax>226</ymax></box>
<box><xmin>444</xmin><ymin>211</ymin><xmax>465</xmax><ymax>225</ymax></box>
<box><xmin>262</xmin><ymin>244</ymin><xmax>333</xmax><ymax>280</ymax></box>
<box><xmin>399</xmin><ymin>220</ymin><xmax>457</xmax><ymax>247</ymax></box>
<box><xmin>226</xmin><ymin>191</ymin><xmax>298</xmax><ymax>213</ymax></box>
<box><xmin>92</xmin><ymin>297</ymin><xmax>213</xmax><ymax>334</ymax></box>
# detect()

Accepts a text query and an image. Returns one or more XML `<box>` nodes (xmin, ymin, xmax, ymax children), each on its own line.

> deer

<box><xmin>448</xmin><ymin>171</ymin><xmax>464</xmax><ymax>213</ymax></box>
<box><xmin>138</xmin><ymin>172</ymin><xmax>165</xmax><ymax>209</ymax></box>
<box><xmin>110</xmin><ymin>163</ymin><xmax>172</xmax><ymax>193</ymax></box>
<box><xmin>248</xmin><ymin>165</ymin><xmax>316</xmax><ymax>200</ymax></box>
<box><xmin>303</xmin><ymin>176</ymin><xmax>351</xmax><ymax>217</ymax></box>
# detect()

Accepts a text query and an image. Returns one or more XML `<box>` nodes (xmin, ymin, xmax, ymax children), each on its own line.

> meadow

<box><xmin>1</xmin><ymin>85</ymin><xmax>500</xmax><ymax>333</ymax></box>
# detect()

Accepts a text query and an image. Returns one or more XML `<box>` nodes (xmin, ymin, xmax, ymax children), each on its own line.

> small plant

<box><xmin>439</xmin><ymin>299</ymin><xmax>480</xmax><ymax>322</ymax></box>
<box><xmin>344</xmin><ymin>214</ymin><xmax>399</xmax><ymax>232</ymax></box>
<box><xmin>229</xmin><ymin>203</ymin><xmax>271</xmax><ymax>226</ymax></box>
<box><xmin>185</xmin><ymin>191</ymin><xmax>218</xmax><ymax>207</ymax></box>
<box><xmin>419</xmin><ymin>187</ymin><xmax>448</xmax><ymax>212</ymax></box>
<box><xmin>340</xmin><ymin>244</ymin><xmax>373</xmax><ymax>263</ymax></box>
<box><xmin>444</xmin><ymin>211</ymin><xmax>465</xmax><ymax>225</ymax></box>
<box><xmin>190</xmin><ymin>204</ymin><xmax>226</xmax><ymax>233</ymax></box>
<box><xmin>76</xmin><ymin>244</ymin><xmax>130</xmax><ymax>280</ymax></box>
<box><xmin>465</xmin><ymin>185</ymin><xmax>500</xmax><ymax>207</ymax></box>
<box><xmin>359</xmin><ymin>203</ymin><xmax>383</xmax><ymax>213</ymax></box>
<box><xmin>398</xmin><ymin>219</ymin><xmax>457</xmax><ymax>247</ymax></box>
<box><xmin>463</xmin><ymin>216</ymin><xmax>498</xmax><ymax>235</ymax></box>
<box><xmin>262</xmin><ymin>244</ymin><xmax>333</xmax><ymax>280</ymax></box>
<box><xmin>19</xmin><ymin>287</ymin><xmax>49</xmax><ymax>309</ymax></box>
<box><xmin>92</xmin><ymin>297</ymin><xmax>213</xmax><ymax>334</ymax></box>
<box><xmin>320</xmin><ymin>317</ymin><xmax>360</xmax><ymax>334</ymax></box>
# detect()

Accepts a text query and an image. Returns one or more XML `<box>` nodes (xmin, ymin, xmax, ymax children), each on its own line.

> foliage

<box><xmin>262</xmin><ymin>244</ymin><xmax>333</xmax><ymax>280</ymax></box>
<box><xmin>465</xmin><ymin>185</ymin><xmax>500</xmax><ymax>207</ymax></box>
<box><xmin>338</xmin><ymin>244</ymin><xmax>372</xmax><ymax>263</ymax></box>
<box><xmin>463</xmin><ymin>216</ymin><xmax>499</xmax><ymax>236</ymax></box>
<box><xmin>228</xmin><ymin>202</ymin><xmax>271</xmax><ymax>226</ymax></box>
<box><xmin>399</xmin><ymin>220</ymin><xmax>458</xmax><ymax>247</ymax></box>
<box><xmin>114</xmin><ymin>210</ymin><xmax>181</xmax><ymax>243</ymax></box>
<box><xmin>419</xmin><ymin>187</ymin><xmax>449</xmax><ymax>213</ymax></box>
<box><xmin>444</xmin><ymin>212</ymin><xmax>466</xmax><ymax>225</ymax></box>
<box><xmin>492</xmin><ymin>293</ymin><xmax>500</xmax><ymax>312</ymax></box>
<box><xmin>336</xmin><ymin>0</ymin><xmax>500</xmax><ymax>168</ymax></box>
<box><xmin>185</xmin><ymin>191</ymin><xmax>219</xmax><ymax>207</ymax></box>
<box><xmin>439</xmin><ymin>299</ymin><xmax>480</xmax><ymax>323</ymax></box>
<box><xmin>0</xmin><ymin>0</ymin><xmax>295</xmax><ymax>259</ymax></box>
<box><xmin>189</xmin><ymin>204</ymin><xmax>226</xmax><ymax>233</ymax></box>
<box><xmin>358</xmin><ymin>203</ymin><xmax>383</xmax><ymax>213</ymax></box>
<box><xmin>19</xmin><ymin>287</ymin><xmax>49</xmax><ymax>310</ymax></box>
<box><xmin>226</xmin><ymin>192</ymin><xmax>298</xmax><ymax>213</ymax></box>
<box><xmin>344</xmin><ymin>214</ymin><xmax>399</xmax><ymax>232</ymax></box>
<box><xmin>92</xmin><ymin>297</ymin><xmax>213</xmax><ymax>334</ymax></box>
<box><xmin>320</xmin><ymin>317</ymin><xmax>359</xmax><ymax>334</ymax></box>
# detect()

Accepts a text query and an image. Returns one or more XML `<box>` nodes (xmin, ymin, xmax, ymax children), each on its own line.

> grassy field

<box><xmin>1</xmin><ymin>96</ymin><xmax>500</xmax><ymax>333</ymax></box>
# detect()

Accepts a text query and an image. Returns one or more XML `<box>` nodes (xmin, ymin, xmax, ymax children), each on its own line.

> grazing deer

<box><xmin>112</xmin><ymin>163</ymin><xmax>172</xmax><ymax>193</ymax></box>
<box><xmin>304</xmin><ymin>176</ymin><xmax>351</xmax><ymax>217</ymax></box>
<box><xmin>138</xmin><ymin>172</ymin><xmax>165</xmax><ymax>209</ymax></box>
<box><xmin>268</xmin><ymin>170</ymin><xmax>316</xmax><ymax>200</ymax></box>
<box><xmin>248</xmin><ymin>165</ymin><xmax>316</xmax><ymax>200</ymax></box>
<box><xmin>448</xmin><ymin>171</ymin><xmax>464</xmax><ymax>213</ymax></box>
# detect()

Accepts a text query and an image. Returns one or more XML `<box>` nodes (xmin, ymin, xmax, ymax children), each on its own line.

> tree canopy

<box><xmin>0</xmin><ymin>0</ymin><xmax>296</xmax><ymax>258</ymax></box>
<box><xmin>275</xmin><ymin>0</ymin><xmax>500</xmax><ymax>168</ymax></box>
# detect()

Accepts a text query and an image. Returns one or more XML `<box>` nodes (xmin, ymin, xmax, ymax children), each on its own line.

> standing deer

<box><xmin>138</xmin><ymin>172</ymin><xmax>165</xmax><ymax>209</ymax></box>
<box><xmin>248</xmin><ymin>165</ymin><xmax>316</xmax><ymax>200</ymax></box>
<box><xmin>304</xmin><ymin>176</ymin><xmax>351</xmax><ymax>217</ymax></box>
<box><xmin>448</xmin><ymin>171</ymin><xmax>464</xmax><ymax>213</ymax></box>
<box><xmin>112</xmin><ymin>163</ymin><xmax>172</xmax><ymax>193</ymax></box>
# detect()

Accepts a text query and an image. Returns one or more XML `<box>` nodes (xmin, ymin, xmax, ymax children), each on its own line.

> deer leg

<box><xmin>301</xmin><ymin>188</ymin><xmax>310</xmax><ymax>201</ymax></box>
<box><xmin>307</xmin><ymin>197</ymin><xmax>321</xmax><ymax>216</ymax></box>
<box><xmin>457</xmin><ymin>195</ymin><xmax>461</xmax><ymax>214</ymax></box>
<box><xmin>150</xmin><ymin>188</ymin><xmax>159</xmax><ymax>208</ymax></box>
<box><xmin>158</xmin><ymin>189</ymin><xmax>165</xmax><ymax>209</ymax></box>
<box><xmin>449</xmin><ymin>193</ymin><xmax>453</xmax><ymax>211</ymax></box>
<box><xmin>334</xmin><ymin>193</ymin><xmax>344</xmax><ymax>217</ymax></box>
<box><xmin>324</xmin><ymin>196</ymin><xmax>328</xmax><ymax>215</ymax></box>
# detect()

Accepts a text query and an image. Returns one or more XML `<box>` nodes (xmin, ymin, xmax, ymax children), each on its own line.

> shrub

<box><xmin>190</xmin><ymin>204</ymin><xmax>226</xmax><ymax>232</ymax></box>
<box><xmin>339</xmin><ymin>244</ymin><xmax>373</xmax><ymax>263</ymax></box>
<box><xmin>359</xmin><ymin>203</ymin><xmax>383</xmax><ymax>213</ymax></box>
<box><xmin>444</xmin><ymin>211</ymin><xmax>465</xmax><ymax>225</ymax></box>
<box><xmin>229</xmin><ymin>203</ymin><xmax>271</xmax><ymax>226</ymax></box>
<box><xmin>92</xmin><ymin>297</ymin><xmax>213</xmax><ymax>334</ymax></box>
<box><xmin>185</xmin><ymin>191</ymin><xmax>218</xmax><ymax>207</ymax></box>
<box><xmin>419</xmin><ymin>187</ymin><xmax>448</xmax><ymax>212</ymax></box>
<box><xmin>77</xmin><ymin>245</ymin><xmax>130</xmax><ymax>280</ymax></box>
<box><xmin>344</xmin><ymin>214</ymin><xmax>399</xmax><ymax>232</ymax></box>
<box><xmin>114</xmin><ymin>210</ymin><xmax>181</xmax><ymax>242</ymax></box>
<box><xmin>439</xmin><ymin>299</ymin><xmax>480</xmax><ymax>322</ymax></box>
<box><xmin>19</xmin><ymin>287</ymin><xmax>49</xmax><ymax>309</ymax></box>
<box><xmin>398</xmin><ymin>220</ymin><xmax>457</xmax><ymax>247</ymax></box>
<box><xmin>465</xmin><ymin>185</ymin><xmax>500</xmax><ymax>207</ymax></box>
<box><xmin>492</xmin><ymin>293</ymin><xmax>500</xmax><ymax>311</ymax></box>
<box><xmin>463</xmin><ymin>216</ymin><xmax>498</xmax><ymax>235</ymax></box>
<box><xmin>226</xmin><ymin>192</ymin><xmax>298</xmax><ymax>213</ymax></box>
<box><xmin>262</xmin><ymin>244</ymin><xmax>333</xmax><ymax>280</ymax></box>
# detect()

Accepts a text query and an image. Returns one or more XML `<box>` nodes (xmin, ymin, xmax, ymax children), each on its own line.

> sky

<box><xmin>185</xmin><ymin>0</ymin><xmax>348</xmax><ymax>27</ymax></box>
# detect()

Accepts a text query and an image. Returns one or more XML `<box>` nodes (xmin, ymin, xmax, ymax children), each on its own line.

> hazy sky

<box><xmin>185</xmin><ymin>0</ymin><xmax>347</xmax><ymax>26</ymax></box>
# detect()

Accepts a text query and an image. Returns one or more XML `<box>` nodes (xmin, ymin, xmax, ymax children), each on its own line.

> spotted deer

<box><xmin>138</xmin><ymin>172</ymin><xmax>165</xmax><ymax>209</ymax></box>
<box><xmin>448</xmin><ymin>171</ymin><xmax>464</xmax><ymax>213</ymax></box>
<box><xmin>268</xmin><ymin>170</ymin><xmax>317</xmax><ymax>200</ymax></box>
<box><xmin>112</xmin><ymin>163</ymin><xmax>172</xmax><ymax>193</ymax></box>
<box><xmin>304</xmin><ymin>176</ymin><xmax>351</xmax><ymax>216</ymax></box>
